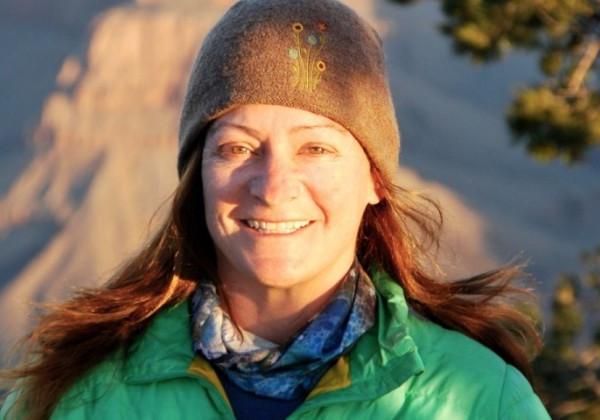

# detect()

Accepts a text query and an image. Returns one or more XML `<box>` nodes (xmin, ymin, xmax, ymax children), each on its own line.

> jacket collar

<box><xmin>300</xmin><ymin>268</ymin><xmax>424</xmax><ymax>407</ymax></box>
<box><xmin>122</xmin><ymin>269</ymin><xmax>424</xmax><ymax>402</ymax></box>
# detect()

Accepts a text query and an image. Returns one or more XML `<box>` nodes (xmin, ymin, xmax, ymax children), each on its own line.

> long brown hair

<box><xmin>2</xmin><ymin>145</ymin><xmax>541</xmax><ymax>419</ymax></box>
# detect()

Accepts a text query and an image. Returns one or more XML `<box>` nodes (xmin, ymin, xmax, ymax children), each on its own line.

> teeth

<box><xmin>245</xmin><ymin>220</ymin><xmax>310</xmax><ymax>233</ymax></box>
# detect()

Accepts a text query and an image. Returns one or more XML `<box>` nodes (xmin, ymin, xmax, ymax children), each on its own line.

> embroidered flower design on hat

<box><xmin>293</xmin><ymin>22</ymin><xmax>304</xmax><ymax>33</ymax></box>
<box><xmin>288</xmin><ymin>21</ymin><xmax>327</xmax><ymax>92</ymax></box>
<box><xmin>306</xmin><ymin>34</ymin><xmax>318</xmax><ymax>46</ymax></box>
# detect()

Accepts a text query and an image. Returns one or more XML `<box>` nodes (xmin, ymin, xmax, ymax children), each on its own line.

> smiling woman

<box><xmin>201</xmin><ymin>105</ymin><xmax>380</xmax><ymax>343</ymax></box>
<box><xmin>180</xmin><ymin>103</ymin><xmax>385</xmax><ymax>402</ymax></box>
<box><xmin>1</xmin><ymin>1</ymin><xmax>550</xmax><ymax>419</ymax></box>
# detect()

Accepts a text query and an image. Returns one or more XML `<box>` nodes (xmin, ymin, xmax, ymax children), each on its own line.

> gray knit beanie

<box><xmin>178</xmin><ymin>0</ymin><xmax>401</xmax><ymax>183</ymax></box>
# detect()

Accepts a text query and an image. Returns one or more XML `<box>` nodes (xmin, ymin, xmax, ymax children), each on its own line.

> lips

<box><xmin>242</xmin><ymin>219</ymin><xmax>312</xmax><ymax>234</ymax></box>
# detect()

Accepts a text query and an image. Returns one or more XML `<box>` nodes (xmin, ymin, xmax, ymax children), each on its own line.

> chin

<box><xmin>245</xmin><ymin>264</ymin><xmax>309</xmax><ymax>289</ymax></box>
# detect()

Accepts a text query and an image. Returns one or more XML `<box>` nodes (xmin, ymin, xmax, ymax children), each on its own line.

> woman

<box><xmin>2</xmin><ymin>0</ymin><xmax>550</xmax><ymax>418</ymax></box>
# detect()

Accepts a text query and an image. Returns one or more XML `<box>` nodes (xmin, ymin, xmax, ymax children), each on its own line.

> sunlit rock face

<box><xmin>0</xmin><ymin>1</ymin><xmax>218</xmax><ymax>351</ymax></box>
<box><xmin>0</xmin><ymin>0</ymin><xmax>496</xmax><ymax>354</ymax></box>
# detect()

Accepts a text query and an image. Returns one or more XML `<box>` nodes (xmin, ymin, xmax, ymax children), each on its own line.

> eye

<box><xmin>301</xmin><ymin>144</ymin><xmax>335</xmax><ymax>155</ymax></box>
<box><xmin>217</xmin><ymin>143</ymin><xmax>254</xmax><ymax>157</ymax></box>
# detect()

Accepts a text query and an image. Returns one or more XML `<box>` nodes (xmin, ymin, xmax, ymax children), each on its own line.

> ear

<box><xmin>366</xmin><ymin>168</ymin><xmax>383</xmax><ymax>205</ymax></box>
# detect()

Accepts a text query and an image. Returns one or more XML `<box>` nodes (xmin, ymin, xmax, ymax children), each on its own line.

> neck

<box><xmin>221</xmin><ymin>284</ymin><xmax>341</xmax><ymax>344</ymax></box>
<box><xmin>217</xmin><ymin>263</ymin><xmax>354</xmax><ymax>344</ymax></box>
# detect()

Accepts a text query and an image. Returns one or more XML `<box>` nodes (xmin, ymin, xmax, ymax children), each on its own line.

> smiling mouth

<box><xmin>242</xmin><ymin>219</ymin><xmax>312</xmax><ymax>234</ymax></box>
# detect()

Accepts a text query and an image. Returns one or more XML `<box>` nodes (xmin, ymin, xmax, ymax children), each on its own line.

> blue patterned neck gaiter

<box><xmin>190</xmin><ymin>261</ymin><xmax>377</xmax><ymax>400</ymax></box>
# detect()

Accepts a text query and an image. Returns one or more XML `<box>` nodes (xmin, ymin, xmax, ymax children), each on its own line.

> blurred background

<box><xmin>1</xmin><ymin>0</ymin><xmax>599</xmax><ymax>417</ymax></box>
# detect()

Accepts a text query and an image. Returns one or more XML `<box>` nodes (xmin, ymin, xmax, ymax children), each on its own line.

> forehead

<box><xmin>208</xmin><ymin>104</ymin><xmax>352</xmax><ymax>137</ymax></box>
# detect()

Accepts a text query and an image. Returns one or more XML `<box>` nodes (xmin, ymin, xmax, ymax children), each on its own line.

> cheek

<box><xmin>201</xmin><ymin>166</ymin><xmax>220</xmax><ymax>212</ymax></box>
<box><xmin>307</xmin><ymin>162</ymin><xmax>371</xmax><ymax>220</ymax></box>
<box><xmin>305</xmin><ymin>164</ymin><xmax>343</xmax><ymax>199</ymax></box>
<box><xmin>201</xmin><ymin>164</ymin><xmax>239</xmax><ymax>210</ymax></box>
<box><xmin>201</xmin><ymin>169</ymin><xmax>239</xmax><ymax>244</ymax></box>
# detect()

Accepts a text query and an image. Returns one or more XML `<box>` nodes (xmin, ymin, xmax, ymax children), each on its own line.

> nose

<box><xmin>249</xmin><ymin>155</ymin><xmax>301</xmax><ymax>206</ymax></box>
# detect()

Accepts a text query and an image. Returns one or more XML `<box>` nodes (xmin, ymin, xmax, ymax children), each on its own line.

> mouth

<box><xmin>241</xmin><ymin>219</ymin><xmax>313</xmax><ymax>234</ymax></box>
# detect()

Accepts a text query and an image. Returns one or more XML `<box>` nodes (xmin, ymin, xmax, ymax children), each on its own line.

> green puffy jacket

<box><xmin>1</xmin><ymin>270</ymin><xmax>550</xmax><ymax>419</ymax></box>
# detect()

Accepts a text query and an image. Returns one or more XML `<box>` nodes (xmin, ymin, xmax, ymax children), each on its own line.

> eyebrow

<box><xmin>209</xmin><ymin>122</ymin><xmax>262</xmax><ymax>139</ymax></box>
<box><xmin>289</xmin><ymin>123</ymin><xmax>349</xmax><ymax>136</ymax></box>
<box><xmin>209</xmin><ymin>121</ymin><xmax>349</xmax><ymax>139</ymax></box>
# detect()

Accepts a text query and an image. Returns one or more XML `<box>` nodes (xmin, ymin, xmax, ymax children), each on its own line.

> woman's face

<box><xmin>201</xmin><ymin>104</ymin><xmax>379</xmax><ymax>294</ymax></box>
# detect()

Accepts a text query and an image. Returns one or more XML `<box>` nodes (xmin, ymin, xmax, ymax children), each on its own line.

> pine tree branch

<box><xmin>531</xmin><ymin>0</ymin><xmax>562</xmax><ymax>29</ymax></box>
<box><xmin>566</xmin><ymin>39</ymin><xmax>600</xmax><ymax>96</ymax></box>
